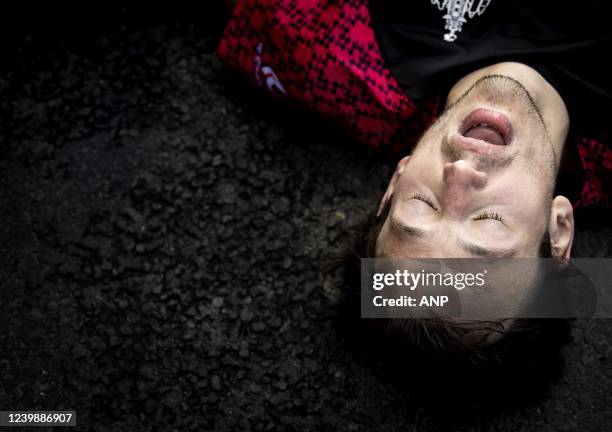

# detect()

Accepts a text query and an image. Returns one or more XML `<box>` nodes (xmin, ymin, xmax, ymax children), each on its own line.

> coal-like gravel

<box><xmin>0</xmin><ymin>4</ymin><xmax>610</xmax><ymax>432</ymax></box>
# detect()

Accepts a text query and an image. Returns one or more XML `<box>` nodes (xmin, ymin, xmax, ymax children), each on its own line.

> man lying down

<box><xmin>218</xmin><ymin>0</ymin><xmax>611</xmax><ymax>397</ymax></box>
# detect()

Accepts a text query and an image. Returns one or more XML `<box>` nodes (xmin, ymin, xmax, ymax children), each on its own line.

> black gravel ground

<box><xmin>0</xmin><ymin>5</ymin><xmax>611</xmax><ymax>432</ymax></box>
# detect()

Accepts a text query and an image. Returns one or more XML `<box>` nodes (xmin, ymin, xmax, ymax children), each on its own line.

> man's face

<box><xmin>377</xmin><ymin>75</ymin><xmax>567</xmax><ymax>259</ymax></box>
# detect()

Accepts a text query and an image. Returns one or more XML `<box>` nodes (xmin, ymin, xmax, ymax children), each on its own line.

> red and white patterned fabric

<box><xmin>218</xmin><ymin>0</ymin><xmax>609</xmax><ymax>209</ymax></box>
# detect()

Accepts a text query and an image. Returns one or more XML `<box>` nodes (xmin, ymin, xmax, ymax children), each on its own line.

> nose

<box><xmin>442</xmin><ymin>160</ymin><xmax>487</xmax><ymax>214</ymax></box>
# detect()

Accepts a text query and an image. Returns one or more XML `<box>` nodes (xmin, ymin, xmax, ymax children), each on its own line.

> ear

<box><xmin>547</xmin><ymin>195</ymin><xmax>574</xmax><ymax>260</ymax></box>
<box><xmin>377</xmin><ymin>156</ymin><xmax>411</xmax><ymax>217</ymax></box>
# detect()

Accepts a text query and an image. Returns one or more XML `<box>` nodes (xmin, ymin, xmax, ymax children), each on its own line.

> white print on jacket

<box><xmin>254</xmin><ymin>42</ymin><xmax>287</xmax><ymax>96</ymax></box>
<box><xmin>430</xmin><ymin>0</ymin><xmax>492</xmax><ymax>42</ymax></box>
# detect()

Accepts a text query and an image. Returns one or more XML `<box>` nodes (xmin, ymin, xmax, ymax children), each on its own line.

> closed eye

<box><xmin>410</xmin><ymin>192</ymin><xmax>438</xmax><ymax>211</ymax></box>
<box><xmin>474</xmin><ymin>211</ymin><xmax>505</xmax><ymax>223</ymax></box>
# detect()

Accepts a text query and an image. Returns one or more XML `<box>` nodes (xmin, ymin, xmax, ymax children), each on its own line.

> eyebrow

<box><xmin>389</xmin><ymin>217</ymin><xmax>427</xmax><ymax>238</ymax></box>
<box><xmin>456</xmin><ymin>239</ymin><xmax>517</xmax><ymax>258</ymax></box>
<box><xmin>389</xmin><ymin>216</ymin><xmax>517</xmax><ymax>258</ymax></box>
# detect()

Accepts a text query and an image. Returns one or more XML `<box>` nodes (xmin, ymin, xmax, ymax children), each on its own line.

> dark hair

<box><xmin>329</xmin><ymin>202</ymin><xmax>572</xmax><ymax>407</ymax></box>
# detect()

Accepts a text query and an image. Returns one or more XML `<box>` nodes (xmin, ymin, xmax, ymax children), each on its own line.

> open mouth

<box><xmin>459</xmin><ymin>108</ymin><xmax>513</xmax><ymax>146</ymax></box>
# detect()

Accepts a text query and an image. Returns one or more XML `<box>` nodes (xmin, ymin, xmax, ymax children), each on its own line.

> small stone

<box><xmin>211</xmin><ymin>375</ymin><xmax>222</xmax><ymax>391</ymax></box>
<box><xmin>252</xmin><ymin>322</ymin><xmax>266</xmax><ymax>332</ymax></box>
<box><xmin>240</xmin><ymin>308</ymin><xmax>254</xmax><ymax>322</ymax></box>
<box><xmin>119</xmin><ymin>323</ymin><xmax>132</xmax><ymax>336</ymax></box>
<box><xmin>212</xmin><ymin>297</ymin><xmax>224</xmax><ymax>308</ymax></box>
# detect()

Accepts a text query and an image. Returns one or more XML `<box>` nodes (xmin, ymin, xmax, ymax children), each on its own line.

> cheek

<box><xmin>499</xmin><ymin>182</ymin><xmax>549</xmax><ymax>228</ymax></box>
<box><xmin>500</xmin><ymin>173</ymin><xmax>547</xmax><ymax>209</ymax></box>
<box><xmin>509</xmin><ymin>202</ymin><xmax>549</xmax><ymax>252</ymax></box>
<box><xmin>398</xmin><ymin>161</ymin><xmax>442</xmax><ymax>191</ymax></box>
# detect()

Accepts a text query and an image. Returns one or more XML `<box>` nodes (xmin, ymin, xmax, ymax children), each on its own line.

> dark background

<box><xmin>0</xmin><ymin>4</ymin><xmax>610</xmax><ymax>431</ymax></box>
